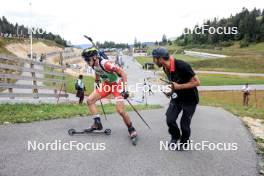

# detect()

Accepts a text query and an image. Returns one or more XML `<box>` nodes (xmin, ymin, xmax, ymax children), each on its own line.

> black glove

<box><xmin>121</xmin><ymin>91</ymin><xmax>129</xmax><ymax>99</ymax></box>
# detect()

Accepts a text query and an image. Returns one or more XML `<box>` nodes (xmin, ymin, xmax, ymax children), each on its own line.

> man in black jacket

<box><xmin>152</xmin><ymin>48</ymin><xmax>200</xmax><ymax>149</ymax></box>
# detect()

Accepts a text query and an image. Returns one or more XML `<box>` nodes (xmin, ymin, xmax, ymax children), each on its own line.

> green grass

<box><xmin>67</xmin><ymin>75</ymin><xmax>94</xmax><ymax>94</ymax></box>
<box><xmin>148</xmin><ymin>43</ymin><xmax>264</xmax><ymax>73</ymax></box>
<box><xmin>135</xmin><ymin>56</ymin><xmax>264</xmax><ymax>85</ymax></box>
<box><xmin>0</xmin><ymin>38</ymin><xmax>18</xmax><ymax>55</ymax></box>
<box><xmin>200</xmin><ymin>90</ymin><xmax>264</xmax><ymax>119</ymax></box>
<box><xmin>43</xmin><ymin>66</ymin><xmax>95</xmax><ymax>94</ymax></box>
<box><xmin>198</xmin><ymin>73</ymin><xmax>264</xmax><ymax>86</ymax></box>
<box><xmin>149</xmin><ymin>41</ymin><xmax>264</xmax><ymax>56</ymax></box>
<box><xmin>255</xmin><ymin>137</ymin><xmax>264</xmax><ymax>156</ymax></box>
<box><xmin>190</xmin><ymin>42</ymin><xmax>264</xmax><ymax>56</ymax></box>
<box><xmin>190</xmin><ymin>56</ymin><xmax>264</xmax><ymax>73</ymax></box>
<box><xmin>40</xmin><ymin>39</ymin><xmax>65</xmax><ymax>48</ymax></box>
<box><xmin>0</xmin><ymin>103</ymin><xmax>162</xmax><ymax>124</ymax></box>
<box><xmin>44</xmin><ymin>74</ymin><xmax>95</xmax><ymax>94</ymax></box>
<box><xmin>135</xmin><ymin>54</ymin><xmax>207</xmax><ymax>71</ymax></box>
<box><xmin>174</xmin><ymin>54</ymin><xmax>209</xmax><ymax>62</ymax></box>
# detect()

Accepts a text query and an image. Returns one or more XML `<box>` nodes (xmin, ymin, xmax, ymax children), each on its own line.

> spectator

<box><xmin>242</xmin><ymin>83</ymin><xmax>251</xmax><ymax>106</ymax></box>
<box><xmin>76</xmin><ymin>75</ymin><xmax>86</xmax><ymax>104</ymax></box>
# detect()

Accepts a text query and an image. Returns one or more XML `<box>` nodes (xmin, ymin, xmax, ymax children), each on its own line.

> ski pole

<box><xmin>126</xmin><ymin>99</ymin><xmax>151</xmax><ymax>129</ymax></box>
<box><xmin>83</xmin><ymin>35</ymin><xmax>98</xmax><ymax>49</ymax></box>
<box><xmin>99</xmin><ymin>99</ymin><xmax>107</xmax><ymax>121</ymax></box>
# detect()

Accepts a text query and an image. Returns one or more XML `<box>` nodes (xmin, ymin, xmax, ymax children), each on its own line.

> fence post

<box><xmin>254</xmin><ymin>89</ymin><xmax>258</xmax><ymax>108</ymax></box>
<box><xmin>4</xmin><ymin>68</ymin><xmax>14</xmax><ymax>99</ymax></box>
<box><xmin>50</xmin><ymin>67</ymin><xmax>57</xmax><ymax>94</ymax></box>
<box><xmin>60</xmin><ymin>53</ymin><xmax>67</xmax><ymax>95</ymax></box>
<box><xmin>30</xmin><ymin>63</ymin><xmax>39</xmax><ymax>98</ymax></box>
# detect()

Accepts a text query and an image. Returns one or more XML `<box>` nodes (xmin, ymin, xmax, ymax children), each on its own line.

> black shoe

<box><xmin>168</xmin><ymin>137</ymin><xmax>180</xmax><ymax>150</ymax></box>
<box><xmin>178</xmin><ymin>140</ymin><xmax>190</xmax><ymax>151</ymax></box>
<box><xmin>169</xmin><ymin>137</ymin><xmax>179</xmax><ymax>145</ymax></box>
<box><xmin>90</xmin><ymin>120</ymin><xmax>103</xmax><ymax>131</ymax></box>
<box><xmin>128</xmin><ymin>127</ymin><xmax>137</xmax><ymax>138</ymax></box>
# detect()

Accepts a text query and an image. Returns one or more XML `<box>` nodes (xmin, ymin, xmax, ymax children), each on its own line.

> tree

<box><xmin>161</xmin><ymin>34</ymin><xmax>167</xmax><ymax>45</ymax></box>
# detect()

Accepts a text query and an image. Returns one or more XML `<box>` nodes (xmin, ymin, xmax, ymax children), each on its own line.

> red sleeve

<box><xmin>104</xmin><ymin>61</ymin><xmax>121</xmax><ymax>73</ymax></box>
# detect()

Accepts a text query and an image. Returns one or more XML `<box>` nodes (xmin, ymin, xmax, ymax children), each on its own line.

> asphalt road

<box><xmin>0</xmin><ymin>107</ymin><xmax>258</xmax><ymax>176</ymax></box>
<box><xmin>0</xmin><ymin>55</ymin><xmax>259</xmax><ymax>176</ymax></box>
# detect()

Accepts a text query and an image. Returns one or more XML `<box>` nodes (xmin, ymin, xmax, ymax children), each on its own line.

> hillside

<box><xmin>0</xmin><ymin>38</ymin><xmax>64</xmax><ymax>57</ymax></box>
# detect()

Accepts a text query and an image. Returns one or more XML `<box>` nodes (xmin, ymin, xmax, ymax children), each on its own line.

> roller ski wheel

<box><xmin>131</xmin><ymin>135</ymin><xmax>137</xmax><ymax>146</ymax></box>
<box><xmin>68</xmin><ymin>129</ymin><xmax>76</xmax><ymax>136</ymax></box>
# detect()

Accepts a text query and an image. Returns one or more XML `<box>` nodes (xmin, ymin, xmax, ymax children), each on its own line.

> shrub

<box><xmin>239</xmin><ymin>40</ymin><xmax>249</xmax><ymax>48</ymax></box>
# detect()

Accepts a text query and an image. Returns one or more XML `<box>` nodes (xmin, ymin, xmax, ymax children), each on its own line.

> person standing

<box><xmin>152</xmin><ymin>47</ymin><xmax>200</xmax><ymax>150</ymax></box>
<box><xmin>76</xmin><ymin>75</ymin><xmax>86</xmax><ymax>104</ymax></box>
<box><xmin>242</xmin><ymin>83</ymin><xmax>251</xmax><ymax>106</ymax></box>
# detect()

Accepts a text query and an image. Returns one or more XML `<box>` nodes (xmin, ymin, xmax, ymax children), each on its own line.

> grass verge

<box><xmin>135</xmin><ymin>56</ymin><xmax>264</xmax><ymax>84</ymax></box>
<box><xmin>200</xmin><ymin>90</ymin><xmax>264</xmax><ymax>119</ymax></box>
<box><xmin>0</xmin><ymin>103</ymin><xmax>162</xmax><ymax>124</ymax></box>
<box><xmin>190</xmin><ymin>56</ymin><xmax>264</xmax><ymax>73</ymax></box>
<box><xmin>198</xmin><ymin>73</ymin><xmax>264</xmax><ymax>86</ymax></box>
<box><xmin>43</xmin><ymin>66</ymin><xmax>95</xmax><ymax>94</ymax></box>
<box><xmin>145</xmin><ymin>43</ymin><xmax>264</xmax><ymax>73</ymax></box>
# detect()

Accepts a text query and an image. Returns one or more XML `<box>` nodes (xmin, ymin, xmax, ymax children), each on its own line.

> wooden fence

<box><xmin>0</xmin><ymin>54</ymin><xmax>68</xmax><ymax>99</ymax></box>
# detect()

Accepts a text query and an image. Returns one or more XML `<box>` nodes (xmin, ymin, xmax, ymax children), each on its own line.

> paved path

<box><xmin>184</xmin><ymin>50</ymin><xmax>227</xmax><ymax>58</ymax></box>
<box><xmin>0</xmin><ymin>107</ymin><xmax>258</xmax><ymax>176</ymax></box>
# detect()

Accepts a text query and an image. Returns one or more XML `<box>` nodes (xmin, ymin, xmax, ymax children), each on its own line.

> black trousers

<box><xmin>76</xmin><ymin>90</ymin><xmax>85</xmax><ymax>104</ymax></box>
<box><xmin>165</xmin><ymin>101</ymin><xmax>197</xmax><ymax>143</ymax></box>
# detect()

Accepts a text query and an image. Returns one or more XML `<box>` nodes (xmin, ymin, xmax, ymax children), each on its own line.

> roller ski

<box><xmin>68</xmin><ymin>128</ymin><xmax>111</xmax><ymax>136</ymax></box>
<box><xmin>68</xmin><ymin>119</ymin><xmax>111</xmax><ymax>136</ymax></box>
<box><xmin>128</xmin><ymin>127</ymin><xmax>138</xmax><ymax>146</ymax></box>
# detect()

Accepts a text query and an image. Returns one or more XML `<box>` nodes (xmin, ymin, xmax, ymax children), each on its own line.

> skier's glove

<box><xmin>121</xmin><ymin>91</ymin><xmax>129</xmax><ymax>99</ymax></box>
